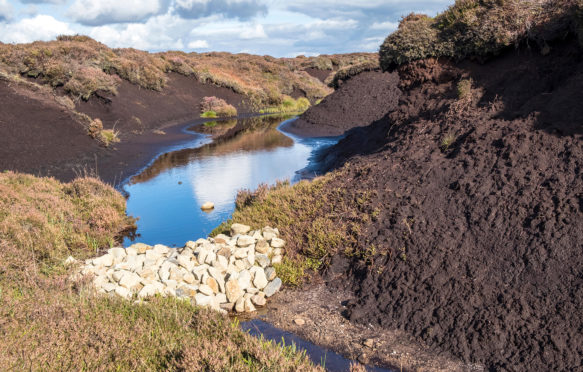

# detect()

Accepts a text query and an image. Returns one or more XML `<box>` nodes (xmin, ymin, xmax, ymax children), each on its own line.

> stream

<box><xmin>121</xmin><ymin>115</ymin><xmax>391</xmax><ymax>371</ymax></box>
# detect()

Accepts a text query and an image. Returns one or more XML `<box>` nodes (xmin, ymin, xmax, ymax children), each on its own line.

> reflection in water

<box><xmin>123</xmin><ymin>115</ymin><xmax>338</xmax><ymax>247</ymax></box>
<box><xmin>241</xmin><ymin>320</ymin><xmax>395</xmax><ymax>372</ymax></box>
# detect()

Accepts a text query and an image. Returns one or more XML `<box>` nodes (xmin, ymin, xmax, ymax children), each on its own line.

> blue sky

<box><xmin>0</xmin><ymin>0</ymin><xmax>453</xmax><ymax>57</ymax></box>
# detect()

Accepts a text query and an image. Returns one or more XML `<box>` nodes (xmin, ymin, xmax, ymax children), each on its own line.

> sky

<box><xmin>0</xmin><ymin>0</ymin><xmax>453</xmax><ymax>57</ymax></box>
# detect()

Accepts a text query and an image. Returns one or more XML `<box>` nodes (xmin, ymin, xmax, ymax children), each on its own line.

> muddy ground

<box><xmin>288</xmin><ymin>38</ymin><xmax>583</xmax><ymax>371</ymax></box>
<box><xmin>0</xmin><ymin>73</ymin><xmax>248</xmax><ymax>184</ymax></box>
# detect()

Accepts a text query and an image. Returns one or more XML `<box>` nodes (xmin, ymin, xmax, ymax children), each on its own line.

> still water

<box><xmin>123</xmin><ymin>115</ymin><xmax>338</xmax><ymax>247</ymax></box>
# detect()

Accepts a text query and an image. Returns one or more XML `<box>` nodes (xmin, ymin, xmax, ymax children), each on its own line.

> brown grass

<box><xmin>0</xmin><ymin>37</ymin><xmax>376</xmax><ymax>107</ymax></box>
<box><xmin>0</xmin><ymin>172</ymin><xmax>321</xmax><ymax>370</ymax></box>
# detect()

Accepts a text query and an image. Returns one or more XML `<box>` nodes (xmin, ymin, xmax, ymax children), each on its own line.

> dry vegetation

<box><xmin>200</xmin><ymin>96</ymin><xmax>238</xmax><ymax>118</ymax></box>
<box><xmin>379</xmin><ymin>0</ymin><xmax>583</xmax><ymax>70</ymax></box>
<box><xmin>212</xmin><ymin>166</ymin><xmax>378</xmax><ymax>286</ymax></box>
<box><xmin>0</xmin><ymin>172</ymin><xmax>321</xmax><ymax>370</ymax></box>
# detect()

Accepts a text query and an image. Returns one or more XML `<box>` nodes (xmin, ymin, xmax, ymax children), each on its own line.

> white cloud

<box><xmin>370</xmin><ymin>21</ymin><xmax>399</xmax><ymax>31</ymax></box>
<box><xmin>175</xmin><ymin>0</ymin><xmax>267</xmax><ymax>20</ymax></box>
<box><xmin>0</xmin><ymin>0</ymin><xmax>12</xmax><ymax>22</ymax></box>
<box><xmin>190</xmin><ymin>22</ymin><xmax>267</xmax><ymax>40</ymax></box>
<box><xmin>20</xmin><ymin>0</ymin><xmax>67</xmax><ymax>4</ymax></box>
<box><xmin>240</xmin><ymin>24</ymin><xmax>266</xmax><ymax>39</ymax></box>
<box><xmin>188</xmin><ymin>39</ymin><xmax>209</xmax><ymax>48</ymax></box>
<box><xmin>89</xmin><ymin>14</ymin><xmax>187</xmax><ymax>50</ymax></box>
<box><xmin>0</xmin><ymin>15</ymin><xmax>73</xmax><ymax>43</ymax></box>
<box><xmin>68</xmin><ymin>0</ymin><xmax>169</xmax><ymax>26</ymax></box>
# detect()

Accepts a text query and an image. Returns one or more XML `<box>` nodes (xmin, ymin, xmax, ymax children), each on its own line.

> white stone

<box><xmin>145</xmin><ymin>250</ymin><xmax>163</xmax><ymax>261</ymax></box>
<box><xmin>253</xmin><ymin>268</ymin><xmax>268</xmax><ymax>289</ymax></box>
<box><xmin>93</xmin><ymin>254</ymin><xmax>114</xmax><ymax>267</ymax></box>
<box><xmin>102</xmin><ymin>282</ymin><xmax>117</xmax><ymax>293</ymax></box>
<box><xmin>112</xmin><ymin>270</ymin><xmax>126</xmax><ymax>283</ymax></box>
<box><xmin>198</xmin><ymin>284</ymin><xmax>214</xmax><ymax>296</ymax></box>
<box><xmin>270</xmin><ymin>238</ymin><xmax>285</xmax><ymax>248</ymax></box>
<box><xmin>237</xmin><ymin>235</ymin><xmax>255</xmax><ymax>247</ymax></box>
<box><xmin>255</xmin><ymin>254</ymin><xmax>270</xmax><ymax>268</ymax></box>
<box><xmin>255</xmin><ymin>239</ymin><xmax>269</xmax><ymax>254</ymax></box>
<box><xmin>201</xmin><ymin>201</ymin><xmax>215</xmax><ymax>210</ymax></box>
<box><xmin>237</xmin><ymin>270</ymin><xmax>251</xmax><ymax>290</ymax></box>
<box><xmin>108</xmin><ymin>247</ymin><xmax>126</xmax><ymax>260</ymax></box>
<box><xmin>234</xmin><ymin>248</ymin><xmax>248</xmax><ymax>259</ymax></box>
<box><xmin>251</xmin><ymin>295</ymin><xmax>266</xmax><ymax>306</ymax></box>
<box><xmin>271</xmin><ymin>255</ymin><xmax>282</xmax><ymax>265</ymax></box>
<box><xmin>264</xmin><ymin>278</ymin><xmax>282</xmax><ymax>297</ymax></box>
<box><xmin>235</xmin><ymin>297</ymin><xmax>245</xmax><ymax>313</ymax></box>
<box><xmin>130</xmin><ymin>243</ymin><xmax>151</xmax><ymax>254</ymax></box>
<box><xmin>194</xmin><ymin>293</ymin><xmax>212</xmax><ymax>306</ymax></box>
<box><xmin>265</xmin><ymin>267</ymin><xmax>276</xmax><ymax>281</ymax></box>
<box><xmin>153</xmin><ymin>244</ymin><xmax>170</xmax><ymax>255</ymax></box>
<box><xmin>115</xmin><ymin>286</ymin><xmax>131</xmax><ymax>299</ymax></box>
<box><xmin>204</xmin><ymin>251</ymin><xmax>216</xmax><ymax>265</ymax></box>
<box><xmin>125</xmin><ymin>247</ymin><xmax>138</xmax><ymax>256</ymax></box>
<box><xmin>64</xmin><ymin>256</ymin><xmax>77</xmax><ymax>266</ymax></box>
<box><xmin>138</xmin><ymin>284</ymin><xmax>160</xmax><ymax>299</ymax></box>
<box><xmin>183</xmin><ymin>272</ymin><xmax>196</xmax><ymax>284</ymax></box>
<box><xmin>226</xmin><ymin>279</ymin><xmax>244</xmax><ymax>303</ymax></box>
<box><xmin>119</xmin><ymin>272</ymin><xmax>142</xmax><ymax>291</ymax></box>
<box><xmin>163</xmin><ymin>279</ymin><xmax>178</xmax><ymax>290</ymax></box>
<box><xmin>231</xmin><ymin>223</ymin><xmax>251</xmax><ymax>236</ymax></box>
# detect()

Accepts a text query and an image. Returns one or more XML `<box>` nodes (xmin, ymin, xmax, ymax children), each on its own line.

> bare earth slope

<box><xmin>284</xmin><ymin>71</ymin><xmax>400</xmax><ymax>137</ymax></box>
<box><xmin>309</xmin><ymin>39</ymin><xmax>583</xmax><ymax>371</ymax></box>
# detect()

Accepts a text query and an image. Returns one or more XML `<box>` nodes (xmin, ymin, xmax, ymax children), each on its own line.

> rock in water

<box><xmin>201</xmin><ymin>202</ymin><xmax>215</xmax><ymax>210</ymax></box>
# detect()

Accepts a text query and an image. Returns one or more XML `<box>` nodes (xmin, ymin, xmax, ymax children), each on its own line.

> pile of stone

<box><xmin>77</xmin><ymin>224</ymin><xmax>285</xmax><ymax>313</ymax></box>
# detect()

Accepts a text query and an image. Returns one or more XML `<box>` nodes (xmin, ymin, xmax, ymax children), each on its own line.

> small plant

<box><xmin>87</xmin><ymin>118</ymin><xmax>103</xmax><ymax>139</ymax></box>
<box><xmin>457</xmin><ymin>78</ymin><xmax>473</xmax><ymax>100</ymax></box>
<box><xmin>99</xmin><ymin>129</ymin><xmax>120</xmax><ymax>147</ymax></box>
<box><xmin>201</xmin><ymin>110</ymin><xmax>218</xmax><ymax>118</ymax></box>
<box><xmin>200</xmin><ymin>96</ymin><xmax>237</xmax><ymax>117</ymax></box>
<box><xmin>440</xmin><ymin>132</ymin><xmax>456</xmax><ymax>152</ymax></box>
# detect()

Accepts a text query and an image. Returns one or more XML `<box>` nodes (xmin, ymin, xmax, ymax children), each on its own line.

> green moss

<box><xmin>201</xmin><ymin>110</ymin><xmax>218</xmax><ymax>118</ymax></box>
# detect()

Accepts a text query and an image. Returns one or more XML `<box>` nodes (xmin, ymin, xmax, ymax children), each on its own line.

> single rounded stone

<box><xmin>251</xmin><ymin>295</ymin><xmax>266</xmax><ymax>307</ymax></box>
<box><xmin>253</xmin><ymin>268</ymin><xmax>268</xmax><ymax>289</ymax></box>
<box><xmin>201</xmin><ymin>201</ymin><xmax>215</xmax><ymax>210</ymax></box>
<box><xmin>231</xmin><ymin>223</ymin><xmax>251</xmax><ymax>236</ymax></box>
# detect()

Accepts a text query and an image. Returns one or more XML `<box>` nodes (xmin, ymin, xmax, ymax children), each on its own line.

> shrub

<box><xmin>379</xmin><ymin>0</ymin><xmax>583</xmax><ymax>70</ymax></box>
<box><xmin>99</xmin><ymin>129</ymin><xmax>120</xmax><ymax>147</ymax></box>
<box><xmin>200</xmin><ymin>96</ymin><xmax>237</xmax><ymax>117</ymax></box>
<box><xmin>88</xmin><ymin>118</ymin><xmax>103</xmax><ymax>139</ymax></box>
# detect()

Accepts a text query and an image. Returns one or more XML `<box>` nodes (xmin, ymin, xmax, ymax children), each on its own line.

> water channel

<box><xmin>121</xmin><ymin>115</ymin><xmax>392</xmax><ymax>371</ymax></box>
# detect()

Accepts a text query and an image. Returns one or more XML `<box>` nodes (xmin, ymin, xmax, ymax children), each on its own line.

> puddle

<box><xmin>241</xmin><ymin>319</ymin><xmax>396</xmax><ymax>372</ymax></box>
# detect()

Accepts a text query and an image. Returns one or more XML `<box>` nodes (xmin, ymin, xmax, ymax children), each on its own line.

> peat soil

<box><xmin>0</xmin><ymin>73</ymin><xmax>248</xmax><ymax>184</ymax></box>
<box><xmin>283</xmin><ymin>71</ymin><xmax>401</xmax><ymax>137</ymax></box>
<box><xmin>287</xmin><ymin>39</ymin><xmax>583</xmax><ymax>371</ymax></box>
